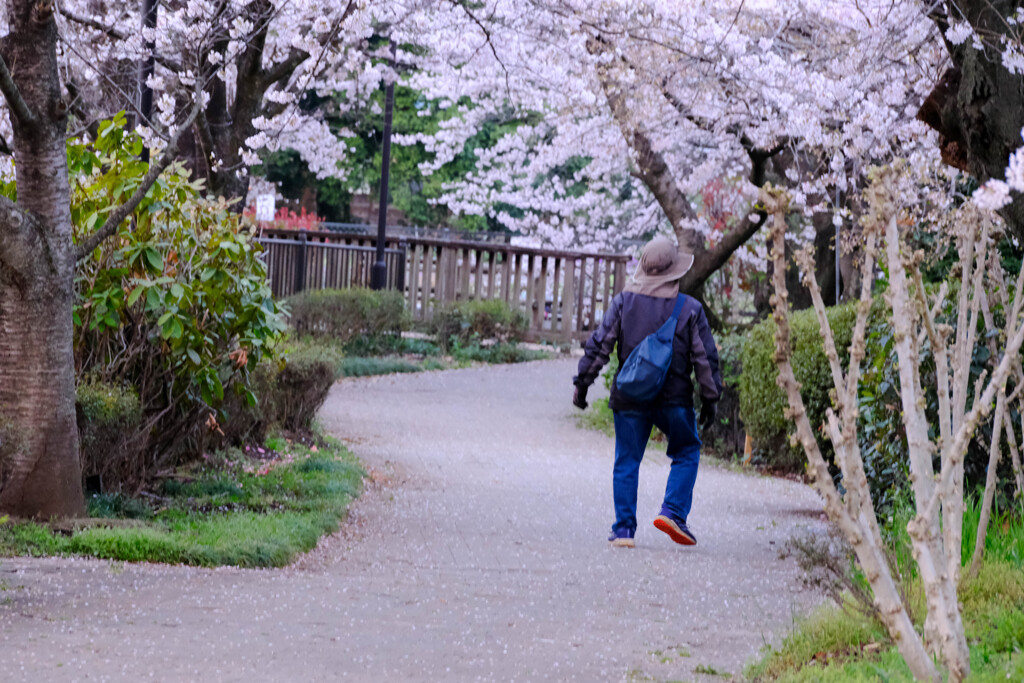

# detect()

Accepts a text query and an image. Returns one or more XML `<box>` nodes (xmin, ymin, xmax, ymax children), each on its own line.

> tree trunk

<box><xmin>921</xmin><ymin>2</ymin><xmax>1024</xmax><ymax>241</ymax></box>
<box><xmin>0</xmin><ymin>0</ymin><xmax>85</xmax><ymax>516</ymax></box>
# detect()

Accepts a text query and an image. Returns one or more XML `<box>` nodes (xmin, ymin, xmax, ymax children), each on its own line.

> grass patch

<box><xmin>748</xmin><ymin>512</ymin><xmax>1024</xmax><ymax>682</ymax></box>
<box><xmin>339</xmin><ymin>356</ymin><xmax>423</xmax><ymax>377</ymax></box>
<box><xmin>576</xmin><ymin>397</ymin><xmax>616</xmax><ymax>437</ymax></box>
<box><xmin>0</xmin><ymin>436</ymin><xmax>364</xmax><ymax>568</ymax></box>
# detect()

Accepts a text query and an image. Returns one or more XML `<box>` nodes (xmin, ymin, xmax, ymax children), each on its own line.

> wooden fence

<box><xmin>260</xmin><ymin>236</ymin><xmax>406</xmax><ymax>298</ymax></box>
<box><xmin>258</xmin><ymin>228</ymin><xmax>630</xmax><ymax>342</ymax></box>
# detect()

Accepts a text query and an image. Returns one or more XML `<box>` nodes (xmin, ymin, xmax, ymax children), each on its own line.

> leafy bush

<box><xmin>430</xmin><ymin>300</ymin><xmax>528</xmax><ymax>351</ymax></box>
<box><xmin>285</xmin><ymin>288</ymin><xmax>407</xmax><ymax>350</ymax></box>
<box><xmin>75</xmin><ymin>382</ymin><xmax>145</xmax><ymax>492</ymax></box>
<box><xmin>70</xmin><ymin>114</ymin><xmax>286</xmax><ymax>484</ymax></box>
<box><xmin>451</xmin><ymin>342</ymin><xmax>550</xmax><ymax>364</ymax></box>
<box><xmin>271</xmin><ymin>343</ymin><xmax>343</xmax><ymax>431</ymax></box>
<box><xmin>216</xmin><ymin>339</ymin><xmax>345</xmax><ymax>444</ymax></box>
<box><xmin>857</xmin><ymin>297</ymin><xmax>1020</xmax><ymax>514</ymax></box>
<box><xmin>705</xmin><ymin>331</ymin><xmax>745</xmax><ymax>456</ymax></box>
<box><xmin>739</xmin><ymin>303</ymin><xmax>857</xmax><ymax>472</ymax></box>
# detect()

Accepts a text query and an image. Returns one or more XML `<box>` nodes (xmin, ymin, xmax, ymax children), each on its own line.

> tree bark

<box><xmin>921</xmin><ymin>1</ymin><xmax>1024</xmax><ymax>240</ymax></box>
<box><xmin>0</xmin><ymin>0</ymin><xmax>84</xmax><ymax>516</ymax></box>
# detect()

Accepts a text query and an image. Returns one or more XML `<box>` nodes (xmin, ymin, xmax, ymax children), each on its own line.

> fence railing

<box><xmin>258</xmin><ymin>228</ymin><xmax>630</xmax><ymax>342</ymax></box>
<box><xmin>260</xmin><ymin>236</ymin><xmax>406</xmax><ymax>299</ymax></box>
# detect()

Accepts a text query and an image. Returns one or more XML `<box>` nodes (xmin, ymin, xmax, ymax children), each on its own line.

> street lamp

<box><xmin>138</xmin><ymin>0</ymin><xmax>159</xmax><ymax>163</ymax></box>
<box><xmin>370</xmin><ymin>41</ymin><xmax>396</xmax><ymax>291</ymax></box>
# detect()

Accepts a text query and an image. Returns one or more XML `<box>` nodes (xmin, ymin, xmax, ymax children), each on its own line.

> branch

<box><xmin>58</xmin><ymin>8</ymin><xmax>184</xmax><ymax>73</ymax></box>
<box><xmin>75</xmin><ymin>104</ymin><xmax>201</xmax><ymax>261</ymax></box>
<box><xmin>761</xmin><ymin>183</ymin><xmax>937</xmax><ymax>680</ymax></box>
<box><xmin>676</xmin><ymin>142</ymin><xmax>784</xmax><ymax>295</ymax></box>
<box><xmin>260</xmin><ymin>49</ymin><xmax>309</xmax><ymax>89</ymax></box>
<box><xmin>0</xmin><ymin>54</ymin><xmax>37</xmax><ymax>126</ymax></box>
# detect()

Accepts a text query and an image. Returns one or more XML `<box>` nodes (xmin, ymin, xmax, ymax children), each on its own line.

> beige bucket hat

<box><xmin>624</xmin><ymin>236</ymin><xmax>694</xmax><ymax>298</ymax></box>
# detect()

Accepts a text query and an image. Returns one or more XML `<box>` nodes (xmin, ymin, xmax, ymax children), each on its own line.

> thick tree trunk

<box><xmin>922</xmin><ymin>1</ymin><xmax>1024</xmax><ymax>240</ymax></box>
<box><xmin>0</xmin><ymin>0</ymin><xmax>85</xmax><ymax>516</ymax></box>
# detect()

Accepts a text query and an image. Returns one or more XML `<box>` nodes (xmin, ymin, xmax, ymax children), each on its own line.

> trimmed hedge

<box><xmin>739</xmin><ymin>303</ymin><xmax>857</xmax><ymax>472</ymax></box>
<box><xmin>76</xmin><ymin>382</ymin><xmax>145</xmax><ymax>492</ymax></box>
<box><xmin>705</xmin><ymin>331</ymin><xmax>745</xmax><ymax>456</ymax></box>
<box><xmin>273</xmin><ymin>342</ymin><xmax>344</xmax><ymax>431</ymax></box>
<box><xmin>430</xmin><ymin>300</ymin><xmax>528</xmax><ymax>351</ymax></box>
<box><xmin>285</xmin><ymin>288</ymin><xmax>407</xmax><ymax>348</ymax></box>
<box><xmin>217</xmin><ymin>341</ymin><xmax>343</xmax><ymax>445</ymax></box>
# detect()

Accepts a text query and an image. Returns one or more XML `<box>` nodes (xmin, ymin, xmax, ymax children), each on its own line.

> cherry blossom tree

<box><xmin>397</xmin><ymin>0</ymin><xmax>946</xmax><ymax>298</ymax></box>
<box><xmin>44</xmin><ymin>0</ymin><xmax>402</xmax><ymax>202</ymax></box>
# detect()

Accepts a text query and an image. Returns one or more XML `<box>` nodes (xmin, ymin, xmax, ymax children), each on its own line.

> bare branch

<box><xmin>761</xmin><ymin>183</ymin><xmax>937</xmax><ymax>680</ymax></box>
<box><xmin>261</xmin><ymin>49</ymin><xmax>309</xmax><ymax>89</ymax></box>
<box><xmin>58</xmin><ymin>7</ymin><xmax>184</xmax><ymax>73</ymax></box>
<box><xmin>0</xmin><ymin>54</ymin><xmax>37</xmax><ymax>126</ymax></box>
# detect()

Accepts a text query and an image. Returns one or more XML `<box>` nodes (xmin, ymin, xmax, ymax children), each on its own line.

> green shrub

<box><xmin>70</xmin><ymin>114</ymin><xmax>286</xmax><ymax>482</ymax></box>
<box><xmin>430</xmin><ymin>300</ymin><xmax>528</xmax><ymax>351</ymax></box>
<box><xmin>857</xmin><ymin>308</ymin><xmax>1022</xmax><ymax>514</ymax></box>
<box><xmin>451</xmin><ymin>342</ymin><xmax>550</xmax><ymax>364</ymax></box>
<box><xmin>217</xmin><ymin>341</ymin><xmax>342</xmax><ymax>441</ymax></box>
<box><xmin>285</xmin><ymin>288</ymin><xmax>407</xmax><ymax>350</ymax></box>
<box><xmin>739</xmin><ymin>303</ymin><xmax>857</xmax><ymax>472</ymax></box>
<box><xmin>216</xmin><ymin>363</ymin><xmax>278</xmax><ymax>447</ymax></box>
<box><xmin>339</xmin><ymin>357</ymin><xmax>421</xmax><ymax>377</ymax></box>
<box><xmin>265</xmin><ymin>342</ymin><xmax>343</xmax><ymax>432</ymax></box>
<box><xmin>75</xmin><ymin>382</ymin><xmax>145</xmax><ymax>492</ymax></box>
<box><xmin>705</xmin><ymin>331</ymin><xmax>745</xmax><ymax>456</ymax></box>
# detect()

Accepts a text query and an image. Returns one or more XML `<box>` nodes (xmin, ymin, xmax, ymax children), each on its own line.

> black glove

<box><xmin>573</xmin><ymin>385</ymin><xmax>589</xmax><ymax>410</ymax></box>
<box><xmin>699</xmin><ymin>402</ymin><xmax>717</xmax><ymax>430</ymax></box>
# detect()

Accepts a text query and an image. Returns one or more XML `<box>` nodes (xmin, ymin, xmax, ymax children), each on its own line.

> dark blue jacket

<box><xmin>574</xmin><ymin>292</ymin><xmax>722</xmax><ymax>411</ymax></box>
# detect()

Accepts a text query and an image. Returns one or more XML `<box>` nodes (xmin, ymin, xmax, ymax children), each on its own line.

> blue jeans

<box><xmin>611</xmin><ymin>405</ymin><xmax>701</xmax><ymax>533</ymax></box>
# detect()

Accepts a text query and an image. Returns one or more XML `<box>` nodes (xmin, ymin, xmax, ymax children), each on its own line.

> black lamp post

<box><xmin>370</xmin><ymin>41</ymin><xmax>396</xmax><ymax>291</ymax></box>
<box><xmin>138</xmin><ymin>0</ymin><xmax>159</xmax><ymax>163</ymax></box>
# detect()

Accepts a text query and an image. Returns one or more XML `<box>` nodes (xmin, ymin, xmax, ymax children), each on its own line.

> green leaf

<box><xmin>127</xmin><ymin>286</ymin><xmax>145</xmax><ymax>307</ymax></box>
<box><xmin>144</xmin><ymin>248</ymin><xmax>164</xmax><ymax>272</ymax></box>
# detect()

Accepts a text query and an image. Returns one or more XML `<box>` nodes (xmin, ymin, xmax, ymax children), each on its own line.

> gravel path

<box><xmin>0</xmin><ymin>359</ymin><xmax>825</xmax><ymax>682</ymax></box>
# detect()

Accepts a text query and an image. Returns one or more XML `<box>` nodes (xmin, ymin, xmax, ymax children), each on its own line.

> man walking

<box><xmin>573</xmin><ymin>237</ymin><xmax>722</xmax><ymax>548</ymax></box>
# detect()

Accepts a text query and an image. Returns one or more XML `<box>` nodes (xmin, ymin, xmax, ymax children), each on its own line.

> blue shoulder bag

<box><xmin>615</xmin><ymin>295</ymin><xmax>685</xmax><ymax>403</ymax></box>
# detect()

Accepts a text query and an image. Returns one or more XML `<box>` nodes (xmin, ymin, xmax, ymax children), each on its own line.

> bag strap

<box><xmin>668</xmin><ymin>294</ymin><xmax>685</xmax><ymax>324</ymax></box>
<box><xmin>655</xmin><ymin>294</ymin><xmax>686</xmax><ymax>337</ymax></box>
<box><xmin>671</xmin><ymin>294</ymin><xmax>685</xmax><ymax>319</ymax></box>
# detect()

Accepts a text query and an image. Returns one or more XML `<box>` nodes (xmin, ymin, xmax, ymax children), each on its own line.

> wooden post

<box><xmin>602</xmin><ymin>259</ymin><xmax>612</xmax><ymax>318</ymax></box>
<box><xmin>409</xmin><ymin>243</ymin><xmax>421</xmax><ymax>319</ymax></box>
<box><xmin>534</xmin><ymin>256</ymin><xmax>548</xmax><ymax>334</ymax></box>
<box><xmin>613</xmin><ymin>259</ymin><xmax>627</xmax><ymax>296</ymax></box>
<box><xmin>562</xmin><ymin>257</ymin><xmax>576</xmax><ymax>343</ymax></box>
<box><xmin>293</xmin><ymin>230</ymin><xmax>308</xmax><ymax>294</ymax></box>
<box><xmin>502</xmin><ymin>250</ymin><xmax>513</xmax><ymax>304</ymax></box>
<box><xmin>525</xmin><ymin>254</ymin><xmax>536</xmax><ymax>330</ymax></box>
<box><xmin>513</xmin><ymin>253</ymin><xmax>524</xmax><ymax>312</ymax></box>
<box><xmin>461</xmin><ymin>247</ymin><xmax>472</xmax><ymax>301</ymax></box>
<box><xmin>486</xmin><ymin>250</ymin><xmax>497</xmax><ymax>299</ymax></box>
<box><xmin>473</xmin><ymin>248</ymin><xmax>483</xmax><ymax>300</ymax></box>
